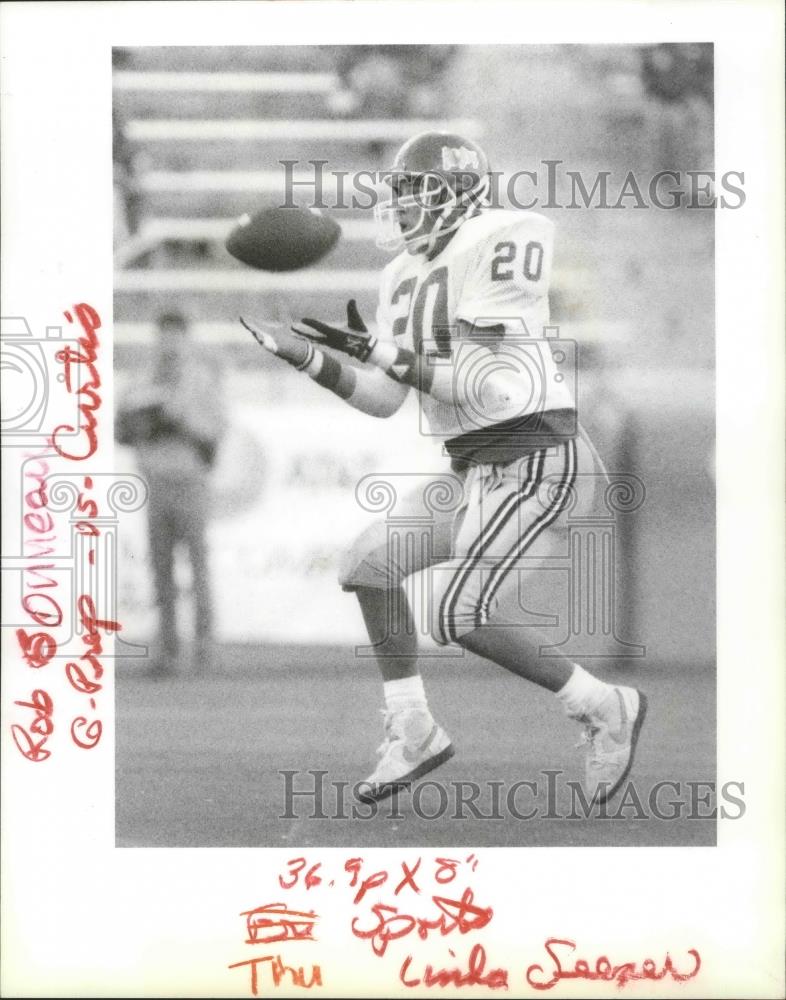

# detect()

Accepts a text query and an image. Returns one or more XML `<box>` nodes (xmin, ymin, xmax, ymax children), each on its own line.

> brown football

<box><xmin>225</xmin><ymin>205</ymin><xmax>341</xmax><ymax>271</ymax></box>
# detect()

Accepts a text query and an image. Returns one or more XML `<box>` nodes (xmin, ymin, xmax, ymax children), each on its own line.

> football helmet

<box><xmin>375</xmin><ymin>131</ymin><xmax>491</xmax><ymax>255</ymax></box>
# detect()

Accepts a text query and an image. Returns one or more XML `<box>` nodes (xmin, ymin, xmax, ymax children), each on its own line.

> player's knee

<box><xmin>429</xmin><ymin>579</ymin><xmax>492</xmax><ymax>646</ymax></box>
<box><xmin>338</xmin><ymin>556</ymin><xmax>395</xmax><ymax>592</ymax></box>
<box><xmin>338</xmin><ymin>526</ymin><xmax>403</xmax><ymax>592</ymax></box>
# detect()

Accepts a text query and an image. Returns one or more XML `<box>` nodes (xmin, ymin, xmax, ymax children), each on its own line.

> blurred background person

<box><xmin>116</xmin><ymin>311</ymin><xmax>227</xmax><ymax>675</ymax></box>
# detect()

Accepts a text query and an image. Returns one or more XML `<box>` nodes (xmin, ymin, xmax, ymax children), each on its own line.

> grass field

<box><xmin>116</xmin><ymin>644</ymin><xmax>716</xmax><ymax>848</ymax></box>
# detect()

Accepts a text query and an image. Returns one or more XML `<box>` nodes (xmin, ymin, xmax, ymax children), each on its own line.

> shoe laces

<box><xmin>574</xmin><ymin>715</ymin><xmax>604</xmax><ymax>766</ymax></box>
<box><xmin>574</xmin><ymin>724</ymin><xmax>600</xmax><ymax>750</ymax></box>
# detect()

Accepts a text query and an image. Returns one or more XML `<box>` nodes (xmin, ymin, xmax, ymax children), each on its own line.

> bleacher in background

<box><xmin>113</xmin><ymin>46</ymin><xmax>480</xmax><ymax>366</ymax></box>
<box><xmin>113</xmin><ymin>45</ymin><xmax>716</xmax><ymax>668</ymax></box>
<box><xmin>113</xmin><ymin>44</ymin><xmax>713</xmax><ymax>364</ymax></box>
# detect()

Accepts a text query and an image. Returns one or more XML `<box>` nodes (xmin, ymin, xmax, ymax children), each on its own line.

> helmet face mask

<box><xmin>374</xmin><ymin>131</ymin><xmax>491</xmax><ymax>256</ymax></box>
<box><xmin>375</xmin><ymin>172</ymin><xmax>452</xmax><ymax>254</ymax></box>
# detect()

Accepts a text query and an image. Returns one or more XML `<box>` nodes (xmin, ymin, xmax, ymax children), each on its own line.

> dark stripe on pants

<box><xmin>437</xmin><ymin>448</ymin><xmax>547</xmax><ymax>644</ymax></box>
<box><xmin>475</xmin><ymin>438</ymin><xmax>577</xmax><ymax>628</ymax></box>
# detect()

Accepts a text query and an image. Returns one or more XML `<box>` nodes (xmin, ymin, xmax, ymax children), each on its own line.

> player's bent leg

<box><xmin>459</xmin><ymin>624</ymin><xmax>573</xmax><ymax>690</ymax></box>
<box><xmin>427</xmin><ymin>440</ymin><xmax>647</xmax><ymax>803</ymax></box>
<box><xmin>355</xmin><ymin>585</ymin><xmax>418</xmax><ymax>681</ymax></box>
<box><xmin>462</xmin><ymin>623</ymin><xmax>647</xmax><ymax>802</ymax></box>
<box><xmin>340</xmin><ymin>495</ymin><xmax>456</xmax><ymax>802</ymax></box>
<box><xmin>352</xmin><ymin>585</ymin><xmax>455</xmax><ymax>802</ymax></box>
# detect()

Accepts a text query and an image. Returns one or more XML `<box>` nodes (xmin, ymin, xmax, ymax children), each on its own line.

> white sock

<box><xmin>555</xmin><ymin>664</ymin><xmax>611</xmax><ymax>717</ymax></box>
<box><xmin>384</xmin><ymin>675</ymin><xmax>428</xmax><ymax>713</ymax></box>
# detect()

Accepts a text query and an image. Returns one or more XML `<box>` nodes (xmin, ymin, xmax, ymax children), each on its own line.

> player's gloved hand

<box><xmin>292</xmin><ymin>300</ymin><xmax>377</xmax><ymax>362</ymax></box>
<box><xmin>240</xmin><ymin>316</ymin><xmax>315</xmax><ymax>370</ymax></box>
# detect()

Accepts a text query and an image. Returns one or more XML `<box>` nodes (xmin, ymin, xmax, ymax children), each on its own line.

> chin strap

<box><xmin>420</xmin><ymin>175</ymin><xmax>492</xmax><ymax>256</ymax></box>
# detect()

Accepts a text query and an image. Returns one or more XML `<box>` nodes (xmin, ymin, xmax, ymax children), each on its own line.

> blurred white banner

<box><xmin>117</xmin><ymin>369</ymin><xmax>440</xmax><ymax>645</ymax></box>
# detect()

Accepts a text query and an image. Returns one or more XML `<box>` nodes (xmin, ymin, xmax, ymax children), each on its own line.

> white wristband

<box><xmin>368</xmin><ymin>339</ymin><xmax>398</xmax><ymax>369</ymax></box>
<box><xmin>303</xmin><ymin>350</ymin><xmax>324</xmax><ymax>378</ymax></box>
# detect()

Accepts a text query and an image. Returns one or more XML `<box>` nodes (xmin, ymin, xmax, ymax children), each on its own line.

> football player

<box><xmin>242</xmin><ymin>131</ymin><xmax>646</xmax><ymax>805</ymax></box>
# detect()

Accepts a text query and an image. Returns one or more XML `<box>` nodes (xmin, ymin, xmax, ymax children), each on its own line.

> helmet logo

<box><xmin>441</xmin><ymin>145</ymin><xmax>480</xmax><ymax>171</ymax></box>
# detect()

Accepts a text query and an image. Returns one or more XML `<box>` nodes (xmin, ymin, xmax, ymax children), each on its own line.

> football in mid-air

<box><xmin>224</xmin><ymin>205</ymin><xmax>341</xmax><ymax>271</ymax></box>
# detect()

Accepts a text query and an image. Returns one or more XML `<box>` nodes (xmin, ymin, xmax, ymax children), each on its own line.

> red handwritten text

<box><xmin>228</xmin><ymin>954</ymin><xmax>322</xmax><ymax>996</ymax></box>
<box><xmin>525</xmin><ymin>937</ymin><xmax>702</xmax><ymax>990</ymax></box>
<box><xmin>279</xmin><ymin>858</ymin><xmax>323</xmax><ymax>891</ymax></box>
<box><xmin>351</xmin><ymin>887</ymin><xmax>494</xmax><ymax>957</ymax></box>
<box><xmin>13</xmin><ymin>450</ymin><xmax>57</xmax><ymax>760</ymax></box>
<box><xmin>52</xmin><ymin>303</ymin><xmax>102</xmax><ymax>461</ymax></box>
<box><xmin>10</xmin><ymin>689</ymin><xmax>54</xmax><ymax>762</ymax></box>
<box><xmin>242</xmin><ymin>904</ymin><xmax>318</xmax><ymax>945</ymax></box>
<box><xmin>68</xmin><ymin>593</ymin><xmax>121</xmax><ymax>750</ymax></box>
<box><xmin>401</xmin><ymin>943</ymin><xmax>508</xmax><ymax>990</ymax></box>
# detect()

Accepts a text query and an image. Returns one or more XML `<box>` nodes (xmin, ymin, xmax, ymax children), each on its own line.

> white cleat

<box><xmin>574</xmin><ymin>686</ymin><xmax>648</xmax><ymax>805</ymax></box>
<box><xmin>356</xmin><ymin>706</ymin><xmax>455</xmax><ymax>804</ymax></box>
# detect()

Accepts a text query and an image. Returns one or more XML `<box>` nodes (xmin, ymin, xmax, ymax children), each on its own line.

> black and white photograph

<box><xmin>1</xmin><ymin>3</ymin><xmax>783</xmax><ymax>997</ymax></box>
<box><xmin>113</xmin><ymin>42</ymin><xmax>719</xmax><ymax>848</ymax></box>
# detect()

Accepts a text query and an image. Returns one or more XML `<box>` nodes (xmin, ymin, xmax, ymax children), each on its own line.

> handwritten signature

<box><xmin>526</xmin><ymin>937</ymin><xmax>701</xmax><ymax>990</ymax></box>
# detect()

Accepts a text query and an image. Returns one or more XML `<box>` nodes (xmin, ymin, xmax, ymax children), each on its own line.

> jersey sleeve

<box><xmin>455</xmin><ymin>213</ymin><xmax>555</xmax><ymax>331</ymax></box>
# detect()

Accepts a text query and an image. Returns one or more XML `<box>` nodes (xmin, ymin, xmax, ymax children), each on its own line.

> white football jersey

<box><xmin>375</xmin><ymin>208</ymin><xmax>574</xmax><ymax>443</ymax></box>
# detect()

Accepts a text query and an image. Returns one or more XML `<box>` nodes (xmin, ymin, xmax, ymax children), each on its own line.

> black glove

<box><xmin>292</xmin><ymin>299</ymin><xmax>376</xmax><ymax>362</ymax></box>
